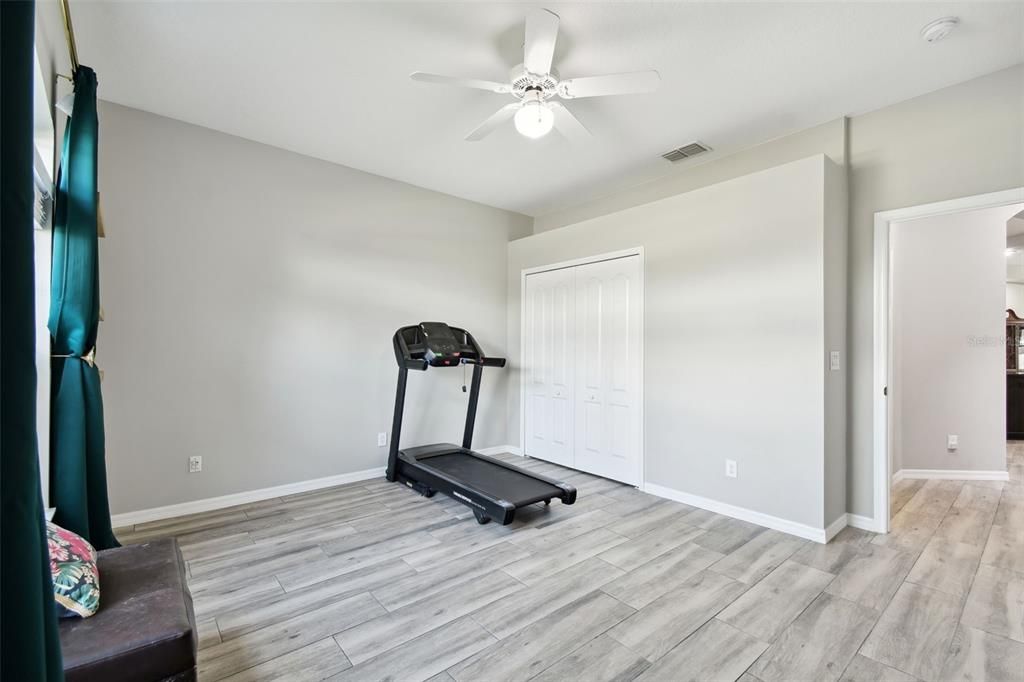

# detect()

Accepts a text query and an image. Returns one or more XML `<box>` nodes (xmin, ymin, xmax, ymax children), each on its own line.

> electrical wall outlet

<box><xmin>725</xmin><ymin>459</ymin><xmax>738</xmax><ymax>478</ymax></box>
<box><xmin>188</xmin><ymin>456</ymin><xmax>202</xmax><ymax>473</ymax></box>
<box><xmin>377</xmin><ymin>432</ymin><xmax>388</xmax><ymax>447</ymax></box>
<box><xmin>830</xmin><ymin>351</ymin><xmax>841</xmax><ymax>371</ymax></box>
<box><xmin>947</xmin><ymin>434</ymin><xmax>958</xmax><ymax>451</ymax></box>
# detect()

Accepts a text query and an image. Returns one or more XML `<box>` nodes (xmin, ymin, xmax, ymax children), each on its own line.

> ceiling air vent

<box><xmin>661</xmin><ymin>142</ymin><xmax>711</xmax><ymax>163</ymax></box>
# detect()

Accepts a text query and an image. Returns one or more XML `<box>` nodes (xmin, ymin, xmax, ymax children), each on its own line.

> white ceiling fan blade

<box><xmin>524</xmin><ymin>8</ymin><xmax>559</xmax><ymax>75</ymax></box>
<box><xmin>465</xmin><ymin>103</ymin><xmax>520</xmax><ymax>141</ymax></box>
<box><xmin>410</xmin><ymin>72</ymin><xmax>511</xmax><ymax>94</ymax></box>
<box><xmin>549</xmin><ymin>102</ymin><xmax>590</xmax><ymax>142</ymax></box>
<box><xmin>557</xmin><ymin>70</ymin><xmax>661</xmax><ymax>99</ymax></box>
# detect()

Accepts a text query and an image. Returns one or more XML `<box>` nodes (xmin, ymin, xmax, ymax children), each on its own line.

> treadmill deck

<box><xmin>393</xmin><ymin>443</ymin><xmax>576</xmax><ymax>524</ymax></box>
<box><xmin>416</xmin><ymin>451</ymin><xmax>559</xmax><ymax>504</ymax></box>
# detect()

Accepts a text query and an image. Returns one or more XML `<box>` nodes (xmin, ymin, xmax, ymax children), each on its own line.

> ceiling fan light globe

<box><xmin>514</xmin><ymin>103</ymin><xmax>554</xmax><ymax>139</ymax></box>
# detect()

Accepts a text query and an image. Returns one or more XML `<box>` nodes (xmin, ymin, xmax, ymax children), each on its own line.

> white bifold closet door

<box><xmin>573</xmin><ymin>256</ymin><xmax>642</xmax><ymax>484</ymax></box>
<box><xmin>524</xmin><ymin>255</ymin><xmax>641</xmax><ymax>485</ymax></box>
<box><xmin>523</xmin><ymin>265</ymin><xmax>576</xmax><ymax>466</ymax></box>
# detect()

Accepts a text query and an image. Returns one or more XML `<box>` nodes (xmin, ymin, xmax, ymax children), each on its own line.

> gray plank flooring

<box><xmin>114</xmin><ymin>443</ymin><xmax>1024</xmax><ymax>681</ymax></box>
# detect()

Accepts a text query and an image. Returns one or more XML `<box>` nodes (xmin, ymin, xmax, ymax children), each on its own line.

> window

<box><xmin>33</xmin><ymin>49</ymin><xmax>55</xmax><ymax>509</ymax></box>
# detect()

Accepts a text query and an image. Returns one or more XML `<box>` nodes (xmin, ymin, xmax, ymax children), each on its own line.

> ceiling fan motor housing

<box><xmin>510</xmin><ymin>64</ymin><xmax>559</xmax><ymax>100</ymax></box>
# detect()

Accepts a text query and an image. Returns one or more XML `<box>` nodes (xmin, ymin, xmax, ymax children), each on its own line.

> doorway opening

<box><xmin>874</xmin><ymin>189</ymin><xmax>1023</xmax><ymax>533</ymax></box>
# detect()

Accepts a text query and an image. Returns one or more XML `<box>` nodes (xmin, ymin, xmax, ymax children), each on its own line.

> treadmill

<box><xmin>387</xmin><ymin>322</ymin><xmax>576</xmax><ymax>524</ymax></box>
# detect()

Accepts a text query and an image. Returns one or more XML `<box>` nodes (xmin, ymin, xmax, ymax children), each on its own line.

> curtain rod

<box><xmin>59</xmin><ymin>0</ymin><xmax>80</xmax><ymax>74</ymax></box>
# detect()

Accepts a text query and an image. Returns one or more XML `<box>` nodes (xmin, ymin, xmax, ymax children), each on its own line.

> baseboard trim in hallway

<box><xmin>824</xmin><ymin>514</ymin><xmax>849</xmax><ymax>541</ymax></box>
<box><xmin>845</xmin><ymin>512</ymin><xmax>883</xmax><ymax>533</ymax></box>
<box><xmin>892</xmin><ymin>468</ymin><xmax>1009</xmax><ymax>482</ymax></box>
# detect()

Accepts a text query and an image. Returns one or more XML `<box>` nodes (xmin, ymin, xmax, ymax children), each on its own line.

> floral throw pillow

<box><xmin>47</xmin><ymin>521</ymin><xmax>100</xmax><ymax>618</ymax></box>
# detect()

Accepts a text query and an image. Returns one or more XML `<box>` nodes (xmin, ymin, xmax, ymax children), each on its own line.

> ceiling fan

<box><xmin>409</xmin><ymin>8</ymin><xmax>660</xmax><ymax>142</ymax></box>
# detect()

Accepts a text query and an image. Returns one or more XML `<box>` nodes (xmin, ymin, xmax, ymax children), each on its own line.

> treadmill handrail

<box><xmin>468</xmin><ymin>356</ymin><xmax>506</xmax><ymax>367</ymax></box>
<box><xmin>404</xmin><ymin>357</ymin><xmax>428</xmax><ymax>371</ymax></box>
<box><xmin>393</xmin><ymin>328</ymin><xmax>429</xmax><ymax>371</ymax></box>
<box><xmin>450</xmin><ymin>327</ymin><xmax>505</xmax><ymax>368</ymax></box>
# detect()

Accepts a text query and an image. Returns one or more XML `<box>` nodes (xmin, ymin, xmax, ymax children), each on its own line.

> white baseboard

<box><xmin>894</xmin><ymin>468</ymin><xmax>1009</xmax><ymax>482</ymax></box>
<box><xmin>478</xmin><ymin>445</ymin><xmax>523</xmax><ymax>456</ymax></box>
<box><xmin>112</xmin><ymin>467</ymin><xmax>385</xmax><ymax>528</ymax></box>
<box><xmin>643</xmin><ymin>482</ymin><xmax>831</xmax><ymax>544</ymax></box>
<box><xmin>846</xmin><ymin>512</ymin><xmax>884</xmax><ymax>534</ymax></box>
<box><xmin>824</xmin><ymin>514</ymin><xmax>848</xmax><ymax>542</ymax></box>
<box><xmin>112</xmin><ymin>445</ymin><xmax>525</xmax><ymax>528</ymax></box>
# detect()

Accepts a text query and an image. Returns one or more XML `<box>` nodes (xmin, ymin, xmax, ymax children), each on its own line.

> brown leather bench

<box><xmin>58</xmin><ymin>538</ymin><xmax>197</xmax><ymax>682</ymax></box>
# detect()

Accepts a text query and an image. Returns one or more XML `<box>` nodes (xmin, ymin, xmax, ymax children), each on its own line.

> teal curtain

<box><xmin>48</xmin><ymin>64</ymin><xmax>119</xmax><ymax>549</ymax></box>
<box><xmin>1</xmin><ymin>0</ymin><xmax>66</xmax><ymax>678</ymax></box>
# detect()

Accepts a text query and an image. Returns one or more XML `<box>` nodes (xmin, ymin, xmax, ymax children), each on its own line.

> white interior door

<box><xmin>574</xmin><ymin>256</ymin><xmax>642</xmax><ymax>484</ymax></box>
<box><xmin>523</xmin><ymin>267</ymin><xmax>575</xmax><ymax>466</ymax></box>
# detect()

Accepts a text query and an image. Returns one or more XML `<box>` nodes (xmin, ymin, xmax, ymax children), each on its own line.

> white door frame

<box><xmin>873</xmin><ymin>187</ymin><xmax>1024</xmax><ymax>533</ymax></box>
<box><xmin>520</xmin><ymin>247</ymin><xmax>645</xmax><ymax>488</ymax></box>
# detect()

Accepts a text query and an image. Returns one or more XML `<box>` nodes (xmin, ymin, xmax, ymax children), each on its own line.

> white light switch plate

<box><xmin>377</xmin><ymin>432</ymin><xmax>388</xmax><ymax>447</ymax></box>
<box><xmin>830</xmin><ymin>351</ymin><xmax>841</xmax><ymax>371</ymax></box>
<box><xmin>947</xmin><ymin>434</ymin><xmax>958</xmax><ymax>450</ymax></box>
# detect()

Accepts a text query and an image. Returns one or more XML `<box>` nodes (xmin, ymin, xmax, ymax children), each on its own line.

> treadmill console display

<box><xmin>420</xmin><ymin>322</ymin><xmax>463</xmax><ymax>367</ymax></box>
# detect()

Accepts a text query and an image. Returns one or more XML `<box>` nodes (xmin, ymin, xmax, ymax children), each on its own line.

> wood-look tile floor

<box><xmin>115</xmin><ymin>443</ymin><xmax>1024</xmax><ymax>682</ymax></box>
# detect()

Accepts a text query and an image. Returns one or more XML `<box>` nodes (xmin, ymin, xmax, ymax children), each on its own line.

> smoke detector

<box><xmin>920</xmin><ymin>17</ymin><xmax>960</xmax><ymax>43</ymax></box>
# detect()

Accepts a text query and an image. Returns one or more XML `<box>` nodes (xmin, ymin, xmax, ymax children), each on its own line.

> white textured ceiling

<box><xmin>70</xmin><ymin>1</ymin><xmax>1024</xmax><ymax>217</ymax></box>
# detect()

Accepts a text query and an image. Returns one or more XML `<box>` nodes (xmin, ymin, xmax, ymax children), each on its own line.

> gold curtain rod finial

<box><xmin>59</xmin><ymin>0</ymin><xmax>80</xmax><ymax>73</ymax></box>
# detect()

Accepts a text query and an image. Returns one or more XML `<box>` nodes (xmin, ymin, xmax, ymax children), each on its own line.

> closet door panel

<box><xmin>574</xmin><ymin>256</ymin><xmax>641</xmax><ymax>484</ymax></box>
<box><xmin>607</xmin><ymin>271</ymin><xmax>634</xmax><ymax>464</ymax></box>
<box><xmin>523</xmin><ymin>267</ymin><xmax>575</xmax><ymax>466</ymax></box>
<box><xmin>576</xmin><ymin>270</ymin><xmax>605</xmax><ymax>463</ymax></box>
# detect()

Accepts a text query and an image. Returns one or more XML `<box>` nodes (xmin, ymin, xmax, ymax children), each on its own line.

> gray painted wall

<box><xmin>96</xmin><ymin>102</ymin><xmax>530</xmax><ymax>514</ymax></box>
<box><xmin>891</xmin><ymin>206</ymin><xmax>1015</xmax><ymax>474</ymax></box>
<box><xmin>823</xmin><ymin>159</ymin><xmax>849</xmax><ymax>526</ymax></box>
<box><xmin>508</xmin><ymin>156</ymin><xmax>844</xmax><ymax>530</ymax></box>
<box><xmin>534</xmin><ymin>119</ymin><xmax>846</xmax><ymax>234</ymax></box>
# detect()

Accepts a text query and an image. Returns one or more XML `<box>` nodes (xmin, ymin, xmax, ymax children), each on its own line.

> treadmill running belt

<box><xmin>421</xmin><ymin>453</ymin><xmax>560</xmax><ymax>504</ymax></box>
